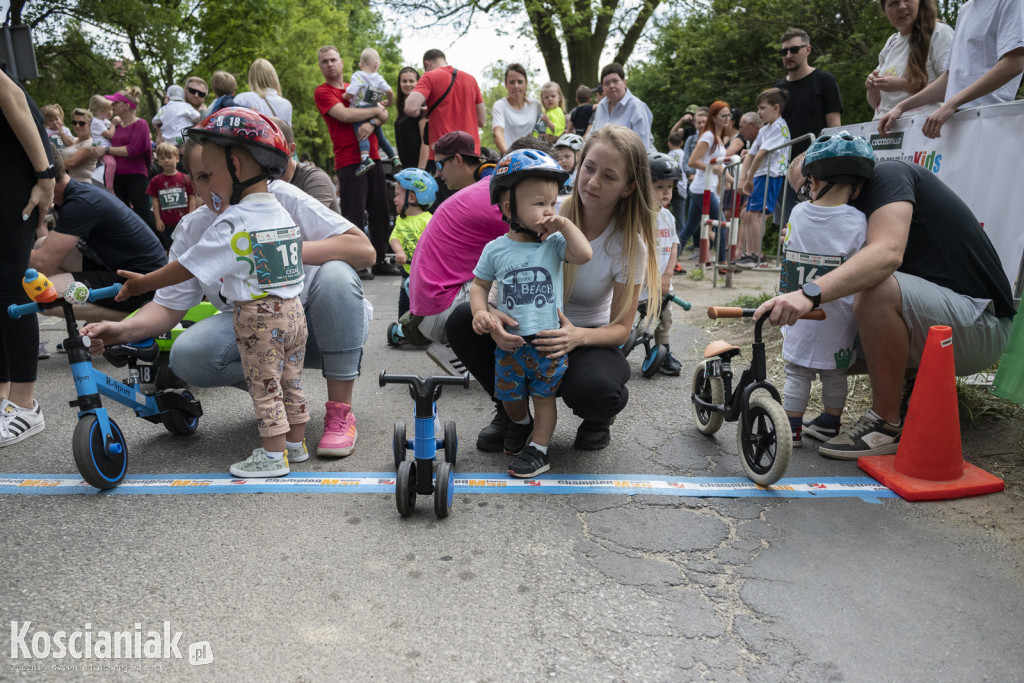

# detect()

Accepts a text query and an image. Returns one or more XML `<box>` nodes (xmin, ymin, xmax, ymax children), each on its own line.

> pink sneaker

<box><xmin>318</xmin><ymin>401</ymin><xmax>357</xmax><ymax>457</ymax></box>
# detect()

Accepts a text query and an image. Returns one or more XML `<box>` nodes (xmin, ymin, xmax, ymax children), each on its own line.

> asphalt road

<box><xmin>3</xmin><ymin>273</ymin><xmax>1022</xmax><ymax>681</ymax></box>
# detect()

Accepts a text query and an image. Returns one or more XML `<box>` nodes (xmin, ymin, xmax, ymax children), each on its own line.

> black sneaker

<box><xmin>508</xmin><ymin>445</ymin><xmax>549</xmax><ymax>478</ymax></box>
<box><xmin>802</xmin><ymin>413</ymin><xmax>842</xmax><ymax>442</ymax></box>
<box><xmin>504</xmin><ymin>416</ymin><xmax>534</xmax><ymax>456</ymax></box>
<box><xmin>372</xmin><ymin>261</ymin><xmax>404</xmax><ymax>276</ymax></box>
<box><xmin>476</xmin><ymin>403</ymin><xmax>509</xmax><ymax>452</ymax></box>
<box><xmin>659</xmin><ymin>350</ymin><xmax>681</xmax><ymax>376</ymax></box>
<box><xmin>354</xmin><ymin>157</ymin><xmax>375</xmax><ymax>177</ymax></box>
<box><xmin>356</xmin><ymin>268</ymin><xmax>375</xmax><ymax>281</ymax></box>
<box><xmin>818</xmin><ymin>410</ymin><xmax>902</xmax><ymax>460</ymax></box>
<box><xmin>574</xmin><ymin>419</ymin><xmax>611</xmax><ymax>450</ymax></box>
<box><xmin>899</xmin><ymin>371</ymin><xmax>917</xmax><ymax>419</ymax></box>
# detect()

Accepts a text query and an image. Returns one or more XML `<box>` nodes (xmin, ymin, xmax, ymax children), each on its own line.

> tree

<box><xmin>389</xmin><ymin>0</ymin><xmax>662</xmax><ymax>97</ymax></box>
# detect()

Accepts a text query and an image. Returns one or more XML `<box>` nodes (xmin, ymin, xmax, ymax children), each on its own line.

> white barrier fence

<box><xmin>826</xmin><ymin>99</ymin><xmax>1024</xmax><ymax>297</ymax></box>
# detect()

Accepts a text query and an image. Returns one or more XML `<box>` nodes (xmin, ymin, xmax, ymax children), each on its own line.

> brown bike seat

<box><xmin>703</xmin><ymin>340</ymin><xmax>741</xmax><ymax>359</ymax></box>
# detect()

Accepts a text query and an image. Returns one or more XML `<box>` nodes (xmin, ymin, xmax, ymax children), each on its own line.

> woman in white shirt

<box><xmin>866</xmin><ymin>0</ymin><xmax>953</xmax><ymax>119</ymax></box>
<box><xmin>682</xmin><ymin>100</ymin><xmax>730</xmax><ymax>265</ymax></box>
<box><xmin>235</xmin><ymin>58</ymin><xmax>293</xmax><ymax>126</ymax></box>
<box><xmin>491</xmin><ymin>64</ymin><xmax>543</xmax><ymax>156</ymax></box>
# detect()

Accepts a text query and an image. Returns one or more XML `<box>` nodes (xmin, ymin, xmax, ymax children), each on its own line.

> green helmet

<box><xmin>802</xmin><ymin>131</ymin><xmax>876</xmax><ymax>184</ymax></box>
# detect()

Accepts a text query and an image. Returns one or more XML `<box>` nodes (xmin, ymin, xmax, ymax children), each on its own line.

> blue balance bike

<box><xmin>379</xmin><ymin>370</ymin><xmax>470</xmax><ymax>518</ymax></box>
<box><xmin>8</xmin><ymin>270</ymin><xmax>203</xmax><ymax>490</ymax></box>
<box><xmin>622</xmin><ymin>293</ymin><xmax>692</xmax><ymax>377</ymax></box>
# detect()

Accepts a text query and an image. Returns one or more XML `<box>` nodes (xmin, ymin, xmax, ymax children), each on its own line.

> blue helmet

<box><xmin>394</xmin><ymin>168</ymin><xmax>438</xmax><ymax>206</ymax></box>
<box><xmin>802</xmin><ymin>131</ymin><xmax>875</xmax><ymax>184</ymax></box>
<box><xmin>489</xmin><ymin>149</ymin><xmax>569</xmax><ymax>205</ymax></box>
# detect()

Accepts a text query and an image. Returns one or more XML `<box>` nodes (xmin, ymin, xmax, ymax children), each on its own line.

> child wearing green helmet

<box><xmin>389</xmin><ymin>167</ymin><xmax>438</xmax><ymax>317</ymax></box>
<box><xmin>470</xmin><ymin>149</ymin><xmax>592</xmax><ymax>478</ymax></box>
<box><xmin>780</xmin><ymin>131</ymin><xmax>875</xmax><ymax>448</ymax></box>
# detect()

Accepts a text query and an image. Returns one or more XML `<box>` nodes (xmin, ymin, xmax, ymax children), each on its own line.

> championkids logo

<box><xmin>10</xmin><ymin>621</ymin><xmax>213</xmax><ymax>666</ymax></box>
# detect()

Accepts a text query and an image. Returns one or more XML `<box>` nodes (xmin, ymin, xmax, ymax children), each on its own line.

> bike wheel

<box><xmin>642</xmin><ymin>345</ymin><xmax>668</xmax><ymax>378</ymax></box>
<box><xmin>72</xmin><ymin>414</ymin><xmax>127</xmax><ymax>490</ymax></box>
<box><xmin>691</xmin><ymin>364</ymin><xmax>724</xmax><ymax>435</ymax></box>
<box><xmin>387</xmin><ymin>322</ymin><xmax>404</xmax><ymax>346</ymax></box>
<box><xmin>161</xmin><ymin>390</ymin><xmax>199</xmax><ymax>435</ymax></box>
<box><xmin>434</xmin><ymin>461</ymin><xmax>455</xmax><ymax>518</ymax></box>
<box><xmin>393</xmin><ymin>422</ymin><xmax>406</xmax><ymax>470</ymax></box>
<box><xmin>396</xmin><ymin>460</ymin><xmax>416</xmax><ymax>517</ymax></box>
<box><xmin>737</xmin><ymin>393</ymin><xmax>792</xmax><ymax>486</ymax></box>
<box><xmin>443</xmin><ymin>421</ymin><xmax>457</xmax><ymax>466</ymax></box>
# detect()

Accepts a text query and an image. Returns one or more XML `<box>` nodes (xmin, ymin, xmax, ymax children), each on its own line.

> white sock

<box><xmin>285</xmin><ymin>440</ymin><xmax>303</xmax><ymax>451</ymax></box>
<box><xmin>511</xmin><ymin>414</ymin><xmax>531</xmax><ymax>425</ymax></box>
<box><xmin>265</xmin><ymin>450</ymin><xmax>284</xmax><ymax>461</ymax></box>
<box><xmin>528</xmin><ymin>442</ymin><xmax>548</xmax><ymax>454</ymax></box>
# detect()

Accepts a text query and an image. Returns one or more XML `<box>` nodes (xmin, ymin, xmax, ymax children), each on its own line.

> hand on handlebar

<box><xmin>753</xmin><ymin>291</ymin><xmax>815</xmax><ymax>327</ymax></box>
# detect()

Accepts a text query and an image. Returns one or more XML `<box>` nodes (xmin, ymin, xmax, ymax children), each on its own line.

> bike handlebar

<box><xmin>707</xmin><ymin>306</ymin><xmax>826</xmax><ymax>321</ymax></box>
<box><xmin>7</xmin><ymin>283</ymin><xmax>122</xmax><ymax>320</ymax></box>
<box><xmin>89</xmin><ymin>284</ymin><xmax>122</xmax><ymax>303</ymax></box>
<box><xmin>668</xmin><ymin>294</ymin><xmax>692</xmax><ymax>311</ymax></box>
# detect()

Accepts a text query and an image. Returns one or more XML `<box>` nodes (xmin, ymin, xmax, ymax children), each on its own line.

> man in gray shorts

<box><xmin>756</xmin><ymin>159</ymin><xmax>1015</xmax><ymax>459</ymax></box>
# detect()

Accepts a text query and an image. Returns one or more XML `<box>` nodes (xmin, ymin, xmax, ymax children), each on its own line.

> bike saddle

<box><xmin>103</xmin><ymin>338</ymin><xmax>160</xmax><ymax>367</ymax></box>
<box><xmin>703</xmin><ymin>340</ymin><xmax>741</xmax><ymax>360</ymax></box>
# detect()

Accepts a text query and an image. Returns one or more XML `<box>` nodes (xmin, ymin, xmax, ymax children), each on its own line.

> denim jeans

<box><xmin>169</xmin><ymin>261</ymin><xmax>368</xmax><ymax>389</ymax></box>
<box><xmin>682</xmin><ymin>189</ymin><xmax>725</xmax><ymax>260</ymax></box>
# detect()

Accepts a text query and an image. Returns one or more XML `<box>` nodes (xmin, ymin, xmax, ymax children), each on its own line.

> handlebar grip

<box><xmin>707</xmin><ymin>306</ymin><xmax>745</xmax><ymax>319</ymax></box>
<box><xmin>88</xmin><ymin>283</ymin><xmax>122</xmax><ymax>303</ymax></box>
<box><xmin>801</xmin><ymin>309</ymin><xmax>827</xmax><ymax>321</ymax></box>
<box><xmin>7</xmin><ymin>302</ymin><xmax>41</xmax><ymax>320</ymax></box>
<box><xmin>670</xmin><ymin>295</ymin><xmax>692</xmax><ymax>311</ymax></box>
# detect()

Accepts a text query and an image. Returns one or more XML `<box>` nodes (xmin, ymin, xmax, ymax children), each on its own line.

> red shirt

<box><xmin>146</xmin><ymin>172</ymin><xmax>194</xmax><ymax>227</ymax></box>
<box><xmin>315</xmin><ymin>81</ymin><xmax>379</xmax><ymax>170</ymax></box>
<box><xmin>412</xmin><ymin>66</ymin><xmax>483</xmax><ymax>159</ymax></box>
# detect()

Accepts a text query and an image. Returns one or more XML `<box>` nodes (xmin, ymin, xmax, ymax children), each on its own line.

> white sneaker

<box><xmin>0</xmin><ymin>399</ymin><xmax>45</xmax><ymax>447</ymax></box>
<box><xmin>229</xmin><ymin>448</ymin><xmax>290</xmax><ymax>478</ymax></box>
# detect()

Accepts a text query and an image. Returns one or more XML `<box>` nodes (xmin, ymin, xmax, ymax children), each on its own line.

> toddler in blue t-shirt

<box><xmin>470</xmin><ymin>150</ymin><xmax>592</xmax><ymax>478</ymax></box>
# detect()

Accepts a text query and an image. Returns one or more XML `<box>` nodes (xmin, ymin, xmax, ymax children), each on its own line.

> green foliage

<box><xmin>725</xmin><ymin>291</ymin><xmax>774</xmax><ymax>308</ymax></box>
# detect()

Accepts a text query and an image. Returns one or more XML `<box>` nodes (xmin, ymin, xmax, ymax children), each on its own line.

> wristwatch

<box><xmin>801</xmin><ymin>281</ymin><xmax>822</xmax><ymax>309</ymax></box>
<box><xmin>33</xmin><ymin>165</ymin><xmax>56</xmax><ymax>180</ymax></box>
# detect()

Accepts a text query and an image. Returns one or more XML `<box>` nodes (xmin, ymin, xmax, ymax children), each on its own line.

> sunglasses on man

<box><xmin>187</xmin><ymin>87</ymin><xmax>207</xmax><ymax>98</ymax></box>
<box><xmin>780</xmin><ymin>45</ymin><xmax>808</xmax><ymax>56</ymax></box>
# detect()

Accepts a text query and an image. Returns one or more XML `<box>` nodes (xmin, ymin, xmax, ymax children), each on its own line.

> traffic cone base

<box><xmin>859</xmin><ymin>455</ymin><xmax>1004</xmax><ymax>501</ymax></box>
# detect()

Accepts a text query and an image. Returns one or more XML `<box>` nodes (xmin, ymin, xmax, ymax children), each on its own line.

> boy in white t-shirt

<box><xmin>343</xmin><ymin>47</ymin><xmax>399</xmax><ymax>176</ymax></box>
<box><xmin>779</xmin><ymin>133</ymin><xmax>875</xmax><ymax>448</ymax></box>
<box><xmin>738</xmin><ymin>88</ymin><xmax>790</xmax><ymax>269</ymax></box>
<box><xmin>152</xmin><ymin>85</ymin><xmax>201</xmax><ymax>146</ymax></box>
<box><xmin>640</xmin><ymin>153</ymin><xmax>683</xmax><ymax>375</ymax></box>
<box><xmin>116</xmin><ymin>108</ymin><xmax>309</xmax><ymax>478</ymax></box>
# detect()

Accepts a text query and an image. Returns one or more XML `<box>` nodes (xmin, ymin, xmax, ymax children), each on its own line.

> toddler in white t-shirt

<box><xmin>343</xmin><ymin>47</ymin><xmax>400</xmax><ymax>176</ymax></box>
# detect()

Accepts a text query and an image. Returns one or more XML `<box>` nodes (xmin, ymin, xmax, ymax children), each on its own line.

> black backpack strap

<box><xmin>426</xmin><ymin>69</ymin><xmax>458</xmax><ymax>117</ymax></box>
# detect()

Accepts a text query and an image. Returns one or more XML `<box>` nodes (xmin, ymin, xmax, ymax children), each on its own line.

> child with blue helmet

<box><xmin>470</xmin><ymin>149</ymin><xmax>592</xmax><ymax>478</ymax></box>
<box><xmin>389</xmin><ymin>167</ymin><xmax>437</xmax><ymax>317</ymax></box>
<box><xmin>780</xmin><ymin>132</ymin><xmax>875</xmax><ymax>449</ymax></box>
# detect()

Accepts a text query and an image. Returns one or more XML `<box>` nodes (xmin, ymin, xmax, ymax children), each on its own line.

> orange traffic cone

<box><xmin>859</xmin><ymin>325</ymin><xmax>1005</xmax><ymax>501</ymax></box>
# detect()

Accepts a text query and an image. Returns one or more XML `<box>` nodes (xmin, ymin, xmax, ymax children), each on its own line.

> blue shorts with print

<box><xmin>747</xmin><ymin>175</ymin><xmax>784</xmax><ymax>213</ymax></box>
<box><xmin>494</xmin><ymin>344</ymin><xmax>567</xmax><ymax>401</ymax></box>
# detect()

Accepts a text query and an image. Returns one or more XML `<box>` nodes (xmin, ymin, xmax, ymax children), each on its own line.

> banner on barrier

<box><xmin>827</xmin><ymin>100</ymin><xmax>1024</xmax><ymax>293</ymax></box>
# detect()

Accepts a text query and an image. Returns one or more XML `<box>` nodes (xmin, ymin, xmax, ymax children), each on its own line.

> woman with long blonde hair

<box><xmin>447</xmin><ymin>125</ymin><xmax>661</xmax><ymax>452</ymax></box>
<box><xmin>235</xmin><ymin>58</ymin><xmax>293</xmax><ymax>126</ymax></box>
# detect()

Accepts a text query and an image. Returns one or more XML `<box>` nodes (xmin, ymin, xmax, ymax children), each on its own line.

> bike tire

<box><xmin>691</xmin><ymin>364</ymin><xmax>725</xmax><ymax>435</ymax></box>
<box><xmin>737</xmin><ymin>393</ymin><xmax>792</xmax><ymax>485</ymax></box>
<box><xmin>72</xmin><ymin>414</ymin><xmax>127</xmax><ymax>490</ymax></box>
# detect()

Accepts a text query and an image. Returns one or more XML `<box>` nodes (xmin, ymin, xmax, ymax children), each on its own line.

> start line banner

<box><xmin>827</xmin><ymin>100</ymin><xmax>1024</xmax><ymax>295</ymax></box>
<box><xmin>0</xmin><ymin>473</ymin><xmax>897</xmax><ymax>503</ymax></box>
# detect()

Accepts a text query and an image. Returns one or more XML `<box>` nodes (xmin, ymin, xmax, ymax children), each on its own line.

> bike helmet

<box><xmin>802</xmin><ymin>131</ymin><xmax>875</xmax><ymax>184</ymax></box>
<box><xmin>648</xmin><ymin>152</ymin><xmax>683</xmax><ymax>182</ymax></box>
<box><xmin>185</xmin><ymin>107</ymin><xmax>290</xmax><ymax>205</ymax></box>
<box><xmin>553</xmin><ymin>133</ymin><xmax>584</xmax><ymax>151</ymax></box>
<box><xmin>490</xmin><ymin>149</ymin><xmax>569</xmax><ymax>241</ymax></box>
<box><xmin>394</xmin><ymin>168</ymin><xmax>438</xmax><ymax>215</ymax></box>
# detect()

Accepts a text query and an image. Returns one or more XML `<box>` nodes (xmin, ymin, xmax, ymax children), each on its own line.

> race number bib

<box><xmin>780</xmin><ymin>250</ymin><xmax>844</xmax><ymax>293</ymax></box>
<box><xmin>158</xmin><ymin>186</ymin><xmax>188</xmax><ymax>211</ymax></box>
<box><xmin>242</xmin><ymin>226</ymin><xmax>304</xmax><ymax>290</ymax></box>
<box><xmin>363</xmin><ymin>86</ymin><xmax>385</xmax><ymax>105</ymax></box>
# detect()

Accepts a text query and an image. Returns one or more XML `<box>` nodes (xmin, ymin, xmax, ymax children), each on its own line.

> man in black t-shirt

<box><xmin>755</xmin><ymin>160</ymin><xmax>1014</xmax><ymax>459</ymax></box>
<box><xmin>30</xmin><ymin>150</ymin><xmax>166</xmax><ymax>318</ymax></box>
<box><xmin>774</xmin><ymin>27</ymin><xmax>843</xmax><ymax>224</ymax></box>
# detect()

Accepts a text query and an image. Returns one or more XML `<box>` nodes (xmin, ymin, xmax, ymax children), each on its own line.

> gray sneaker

<box><xmin>229</xmin><ymin>448</ymin><xmax>291</xmax><ymax>478</ymax></box>
<box><xmin>287</xmin><ymin>440</ymin><xmax>309</xmax><ymax>463</ymax></box>
<box><xmin>818</xmin><ymin>410</ymin><xmax>901</xmax><ymax>460</ymax></box>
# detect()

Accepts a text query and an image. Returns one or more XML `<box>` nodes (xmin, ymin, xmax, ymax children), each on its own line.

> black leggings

<box><xmin>113</xmin><ymin>172</ymin><xmax>156</xmax><ymax>231</ymax></box>
<box><xmin>0</xmin><ymin>195</ymin><xmax>40</xmax><ymax>384</ymax></box>
<box><xmin>445</xmin><ymin>302</ymin><xmax>631</xmax><ymax>421</ymax></box>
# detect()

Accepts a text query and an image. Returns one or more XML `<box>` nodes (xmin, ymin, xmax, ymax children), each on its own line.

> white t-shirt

<box><xmin>688</xmin><ymin>131</ymin><xmax>724</xmax><ymax>195</ymax></box>
<box><xmin>564</xmin><ymin>220</ymin><xmax>645</xmax><ymax>327</ymax></box>
<box><xmin>945</xmin><ymin>0</ymin><xmax>1024</xmax><ymax>108</ymax></box>
<box><xmin>640</xmin><ymin>209</ymin><xmax>679</xmax><ymax>301</ymax></box>
<box><xmin>873</xmin><ymin>23</ymin><xmax>954</xmax><ymax>118</ymax></box>
<box><xmin>748</xmin><ymin>118</ymin><xmax>791</xmax><ymax>178</ymax></box>
<box><xmin>346</xmin><ymin>71</ymin><xmax>392</xmax><ymax>106</ymax></box>
<box><xmin>666</xmin><ymin>148</ymin><xmax>689</xmax><ymax>196</ymax></box>
<box><xmin>154</xmin><ymin>181</ymin><xmax>351</xmax><ymax>311</ymax></box>
<box><xmin>780</xmin><ymin>202</ymin><xmax>868</xmax><ymax>370</ymax></box>
<box><xmin>492</xmin><ymin>98</ymin><xmax>543</xmax><ymax>146</ymax></box>
<box><xmin>152</xmin><ymin>101</ymin><xmax>201</xmax><ymax>144</ymax></box>
<box><xmin>90</xmin><ymin>118</ymin><xmax>111</xmax><ymax>147</ymax></box>
<box><xmin>235</xmin><ymin>89</ymin><xmax>293</xmax><ymax>126</ymax></box>
<box><xmin>178</xmin><ymin>193</ymin><xmax>305</xmax><ymax>303</ymax></box>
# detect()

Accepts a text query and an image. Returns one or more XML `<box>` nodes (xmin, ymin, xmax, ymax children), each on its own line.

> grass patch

<box><xmin>956</xmin><ymin>380</ymin><xmax>1024</xmax><ymax>424</ymax></box>
<box><xmin>725</xmin><ymin>290</ymin><xmax>775</xmax><ymax>309</ymax></box>
<box><xmin>688</xmin><ymin>267</ymin><xmax>705</xmax><ymax>281</ymax></box>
